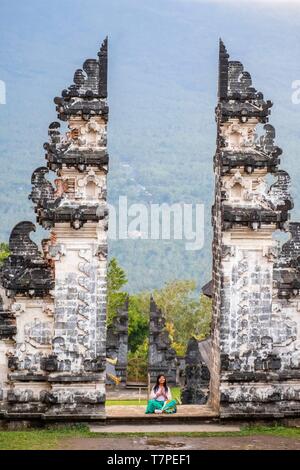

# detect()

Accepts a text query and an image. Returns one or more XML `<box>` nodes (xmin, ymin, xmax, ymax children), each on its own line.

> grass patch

<box><xmin>106</xmin><ymin>387</ymin><xmax>181</xmax><ymax>406</ymax></box>
<box><xmin>0</xmin><ymin>424</ymin><xmax>300</xmax><ymax>450</ymax></box>
<box><xmin>0</xmin><ymin>424</ymin><xmax>91</xmax><ymax>450</ymax></box>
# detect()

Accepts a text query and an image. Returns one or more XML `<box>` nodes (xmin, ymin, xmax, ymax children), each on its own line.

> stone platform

<box><xmin>106</xmin><ymin>404</ymin><xmax>219</xmax><ymax>425</ymax></box>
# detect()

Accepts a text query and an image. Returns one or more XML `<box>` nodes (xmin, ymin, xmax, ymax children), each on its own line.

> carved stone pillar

<box><xmin>40</xmin><ymin>39</ymin><xmax>109</xmax><ymax>419</ymax></box>
<box><xmin>0</xmin><ymin>39</ymin><xmax>109</xmax><ymax>421</ymax></box>
<box><xmin>211</xmin><ymin>41</ymin><xmax>300</xmax><ymax>418</ymax></box>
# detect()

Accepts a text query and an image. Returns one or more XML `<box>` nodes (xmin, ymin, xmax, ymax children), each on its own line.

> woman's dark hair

<box><xmin>153</xmin><ymin>374</ymin><xmax>168</xmax><ymax>392</ymax></box>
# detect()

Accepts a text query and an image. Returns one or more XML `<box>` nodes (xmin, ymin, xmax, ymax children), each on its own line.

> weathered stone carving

<box><xmin>0</xmin><ymin>295</ymin><xmax>16</xmax><ymax>340</ymax></box>
<box><xmin>45</xmin><ymin>121</ymin><xmax>109</xmax><ymax>172</ymax></box>
<box><xmin>148</xmin><ymin>296</ymin><xmax>177</xmax><ymax>385</ymax></box>
<box><xmin>274</xmin><ymin>222</ymin><xmax>300</xmax><ymax>299</ymax></box>
<box><xmin>0</xmin><ymin>222</ymin><xmax>54</xmax><ymax>297</ymax></box>
<box><xmin>181</xmin><ymin>337</ymin><xmax>211</xmax><ymax>405</ymax></box>
<box><xmin>29</xmin><ymin>165</ymin><xmax>109</xmax><ymax>230</ymax></box>
<box><xmin>222</xmin><ymin>168</ymin><xmax>293</xmax><ymax>231</ymax></box>
<box><xmin>106</xmin><ymin>298</ymin><xmax>129</xmax><ymax>384</ymax></box>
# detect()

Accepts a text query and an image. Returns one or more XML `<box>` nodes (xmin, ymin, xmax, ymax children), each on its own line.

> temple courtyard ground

<box><xmin>1</xmin><ymin>422</ymin><xmax>300</xmax><ymax>450</ymax></box>
<box><xmin>1</xmin><ymin>399</ymin><xmax>300</xmax><ymax>450</ymax></box>
<box><xmin>57</xmin><ymin>435</ymin><xmax>300</xmax><ymax>450</ymax></box>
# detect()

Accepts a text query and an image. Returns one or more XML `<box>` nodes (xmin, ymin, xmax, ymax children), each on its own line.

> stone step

<box><xmin>90</xmin><ymin>423</ymin><xmax>240</xmax><ymax>433</ymax></box>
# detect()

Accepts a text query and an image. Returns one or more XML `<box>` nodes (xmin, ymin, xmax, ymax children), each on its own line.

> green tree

<box><xmin>126</xmin><ymin>292</ymin><xmax>150</xmax><ymax>382</ymax></box>
<box><xmin>128</xmin><ymin>293</ymin><xmax>150</xmax><ymax>353</ymax></box>
<box><xmin>107</xmin><ymin>258</ymin><xmax>128</xmax><ymax>327</ymax></box>
<box><xmin>127</xmin><ymin>338</ymin><xmax>149</xmax><ymax>382</ymax></box>
<box><xmin>0</xmin><ymin>243</ymin><xmax>9</xmax><ymax>266</ymax></box>
<box><xmin>153</xmin><ymin>280</ymin><xmax>212</xmax><ymax>355</ymax></box>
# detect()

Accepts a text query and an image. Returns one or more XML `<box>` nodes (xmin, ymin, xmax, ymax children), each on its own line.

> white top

<box><xmin>150</xmin><ymin>386</ymin><xmax>172</xmax><ymax>401</ymax></box>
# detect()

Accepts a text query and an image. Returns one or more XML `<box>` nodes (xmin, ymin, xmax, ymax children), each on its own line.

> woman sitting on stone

<box><xmin>145</xmin><ymin>374</ymin><xmax>177</xmax><ymax>414</ymax></box>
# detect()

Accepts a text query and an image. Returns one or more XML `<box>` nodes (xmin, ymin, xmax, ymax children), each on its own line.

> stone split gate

<box><xmin>0</xmin><ymin>39</ymin><xmax>300</xmax><ymax>422</ymax></box>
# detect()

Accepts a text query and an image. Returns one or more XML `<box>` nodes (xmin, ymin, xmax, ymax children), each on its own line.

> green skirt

<box><xmin>145</xmin><ymin>399</ymin><xmax>177</xmax><ymax>414</ymax></box>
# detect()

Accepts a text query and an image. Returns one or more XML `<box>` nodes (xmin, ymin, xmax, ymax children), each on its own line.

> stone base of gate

<box><xmin>106</xmin><ymin>404</ymin><xmax>219</xmax><ymax>425</ymax></box>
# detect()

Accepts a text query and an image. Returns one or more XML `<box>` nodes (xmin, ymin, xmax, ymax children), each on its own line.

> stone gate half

<box><xmin>0</xmin><ymin>39</ymin><xmax>109</xmax><ymax>421</ymax></box>
<box><xmin>210</xmin><ymin>40</ymin><xmax>300</xmax><ymax>418</ymax></box>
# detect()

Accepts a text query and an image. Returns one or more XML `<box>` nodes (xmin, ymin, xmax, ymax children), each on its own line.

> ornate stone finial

<box><xmin>44</xmin><ymin>122</ymin><xmax>71</xmax><ymax>171</ymax></box>
<box><xmin>65</xmin><ymin>37</ymin><xmax>107</xmax><ymax>99</ymax></box>
<box><xmin>97</xmin><ymin>36</ymin><xmax>108</xmax><ymax>98</ymax></box>
<box><xmin>218</xmin><ymin>41</ymin><xmax>272</xmax><ymax>122</ymax></box>
<box><xmin>54</xmin><ymin>38</ymin><xmax>108</xmax><ymax>121</ymax></box>
<box><xmin>9</xmin><ymin>221</ymin><xmax>38</xmax><ymax>257</ymax></box>
<box><xmin>268</xmin><ymin>170</ymin><xmax>294</xmax><ymax>212</ymax></box>
<box><xmin>0</xmin><ymin>222</ymin><xmax>54</xmax><ymax>296</ymax></box>
<box><xmin>218</xmin><ymin>39</ymin><xmax>229</xmax><ymax>100</ymax></box>
<box><xmin>29</xmin><ymin>167</ymin><xmax>55</xmax><ymax>208</ymax></box>
<box><xmin>29</xmin><ymin>167</ymin><xmax>61</xmax><ymax>229</ymax></box>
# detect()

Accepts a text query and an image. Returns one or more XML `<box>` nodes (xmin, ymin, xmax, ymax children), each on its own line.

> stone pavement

<box><xmin>89</xmin><ymin>423</ymin><xmax>241</xmax><ymax>433</ymax></box>
<box><xmin>56</xmin><ymin>436</ymin><xmax>300</xmax><ymax>450</ymax></box>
